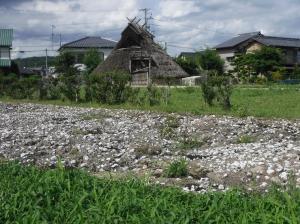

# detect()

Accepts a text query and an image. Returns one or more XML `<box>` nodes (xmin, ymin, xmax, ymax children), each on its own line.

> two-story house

<box><xmin>58</xmin><ymin>36</ymin><xmax>117</xmax><ymax>63</ymax></box>
<box><xmin>215</xmin><ymin>32</ymin><xmax>300</xmax><ymax>71</ymax></box>
<box><xmin>0</xmin><ymin>29</ymin><xmax>13</xmax><ymax>69</ymax></box>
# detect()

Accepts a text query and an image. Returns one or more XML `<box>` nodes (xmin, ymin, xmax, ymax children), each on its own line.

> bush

<box><xmin>146</xmin><ymin>83</ymin><xmax>161</xmax><ymax>106</ymax></box>
<box><xmin>56</xmin><ymin>52</ymin><xmax>82</xmax><ymax>102</ymax></box>
<box><xmin>201</xmin><ymin>71</ymin><xmax>232</xmax><ymax>110</ymax></box>
<box><xmin>255</xmin><ymin>76</ymin><xmax>268</xmax><ymax>85</ymax></box>
<box><xmin>164</xmin><ymin>159</ymin><xmax>188</xmax><ymax>178</ymax></box>
<box><xmin>39</xmin><ymin>77</ymin><xmax>61</xmax><ymax>100</ymax></box>
<box><xmin>201</xmin><ymin>80</ymin><xmax>215</xmax><ymax>106</ymax></box>
<box><xmin>88</xmin><ymin>71</ymin><xmax>131</xmax><ymax>104</ymax></box>
<box><xmin>0</xmin><ymin>73</ymin><xmax>40</xmax><ymax>99</ymax></box>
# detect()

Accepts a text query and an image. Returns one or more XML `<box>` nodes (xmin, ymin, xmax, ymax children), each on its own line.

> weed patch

<box><xmin>164</xmin><ymin>159</ymin><xmax>188</xmax><ymax>178</ymax></box>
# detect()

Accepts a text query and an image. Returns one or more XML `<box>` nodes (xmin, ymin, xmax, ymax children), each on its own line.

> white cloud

<box><xmin>158</xmin><ymin>0</ymin><xmax>200</xmax><ymax>18</ymax></box>
<box><xmin>2</xmin><ymin>0</ymin><xmax>300</xmax><ymax>57</ymax></box>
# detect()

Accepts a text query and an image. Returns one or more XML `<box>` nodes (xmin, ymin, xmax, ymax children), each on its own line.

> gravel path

<box><xmin>1</xmin><ymin>102</ymin><xmax>300</xmax><ymax>192</ymax></box>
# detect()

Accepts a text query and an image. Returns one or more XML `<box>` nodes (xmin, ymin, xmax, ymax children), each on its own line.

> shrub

<box><xmin>255</xmin><ymin>76</ymin><xmax>268</xmax><ymax>85</ymax></box>
<box><xmin>272</xmin><ymin>71</ymin><xmax>284</xmax><ymax>81</ymax></box>
<box><xmin>201</xmin><ymin>71</ymin><xmax>232</xmax><ymax>110</ymax></box>
<box><xmin>201</xmin><ymin>79</ymin><xmax>215</xmax><ymax>106</ymax></box>
<box><xmin>146</xmin><ymin>83</ymin><xmax>161</xmax><ymax>106</ymax></box>
<box><xmin>39</xmin><ymin>77</ymin><xmax>61</xmax><ymax>100</ymax></box>
<box><xmin>56</xmin><ymin>52</ymin><xmax>82</xmax><ymax>102</ymax></box>
<box><xmin>88</xmin><ymin>71</ymin><xmax>131</xmax><ymax>104</ymax></box>
<box><xmin>164</xmin><ymin>159</ymin><xmax>188</xmax><ymax>178</ymax></box>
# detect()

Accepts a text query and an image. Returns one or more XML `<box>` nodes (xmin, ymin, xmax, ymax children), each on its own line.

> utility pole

<box><xmin>51</xmin><ymin>25</ymin><xmax>55</xmax><ymax>50</ymax></box>
<box><xmin>139</xmin><ymin>8</ymin><xmax>152</xmax><ymax>31</ymax></box>
<box><xmin>45</xmin><ymin>48</ymin><xmax>48</xmax><ymax>70</ymax></box>
<box><xmin>59</xmin><ymin>34</ymin><xmax>62</xmax><ymax>48</ymax></box>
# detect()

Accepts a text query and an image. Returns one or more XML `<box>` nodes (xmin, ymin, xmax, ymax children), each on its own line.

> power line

<box><xmin>0</xmin><ymin>7</ymin><xmax>136</xmax><ymax>14</ymax></box>
<box><xmin>152</xmin><ymin>18</ymin><xmax>234</xmax><ymax>36</ymax></box>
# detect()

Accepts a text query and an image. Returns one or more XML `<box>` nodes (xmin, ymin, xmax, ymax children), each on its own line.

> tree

<box><xmin>199</xmin><ymin>49</ymin><xmax>224</xmax><ymax>74</ymax></box>
<box><xmin>56</xmin><ymin>52</ymin><xmax>82</xmax><ymax>102</ymax></box>
<box><xmin>175</xmin><ymin>49</ymin><xmax>224</xmax><ymax>75</ymax></box>
<box><xmin>175</xmin><ymin>56</ymin><xmax>199</xmax><ymax>75</ymax></box>
<box><xmin>83</xmin><ymin>49</ymin><xmax>102</xmax><ymax>74</ymax></box>
<box><xmin>232</xmin><ymin>46</ymin><xmax>283</xmax><ymax>81</ymax></box>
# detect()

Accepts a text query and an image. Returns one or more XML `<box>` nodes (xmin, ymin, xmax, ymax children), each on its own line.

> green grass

<box><xmin>1</xmin><ymin>162</ymin><xmax>300</xmax><ymax>223</ymax></box>
<box><xmin>1</xmin><ymin>84</ymin><xmax>300</xmax><ymax>119</ymax></box>
<box><xmin>164</xmin><ymin>159</ymin><xmax>188</xmax><ymax>178</ymax></box>
<box><xmin>236</xmin><ymin>135</ymin><xmax>257</xmax><ymax>144</ymax></box>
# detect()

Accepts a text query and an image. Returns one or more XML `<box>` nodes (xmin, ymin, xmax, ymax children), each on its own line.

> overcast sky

<box><xmin>1</xmin><ymin>0</ymin><xmax>300</xmax><ymax>58</ymax></box>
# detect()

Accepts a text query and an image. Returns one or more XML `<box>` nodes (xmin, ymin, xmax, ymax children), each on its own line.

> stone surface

<box><xmin>1</xmin><ymin>102</ymin><xmax>300</xmax><ymax>193</ymax></box>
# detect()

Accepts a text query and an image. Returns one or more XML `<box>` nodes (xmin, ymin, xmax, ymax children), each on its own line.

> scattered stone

<box><xmin>1</xmin><ymin>102</ymin><xmax>300</xmax><ymax>193</ymax></box>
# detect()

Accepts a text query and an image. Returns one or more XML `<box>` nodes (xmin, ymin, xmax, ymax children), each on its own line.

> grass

<box><xmin>164</xmin><ymin>159</ymin><xmax>188</xmax><ymax>178</ymax></box>
<box><xmin>236</xmin><ymin>135</ymin><xmax>257</xmax><ymax>144</ymax></box>
<box><xmin>1</xmin><ymin>84</ymin><xmax>300</xmax><ymax>119</ymax></box>
<box><xmin>1</xmin><ymin>162</ymin><xmax>300</xmax><ymax>223</ymax></box>
<box><xmin>177</xmin><ymin>138</ymin><xmax>205</xmax><ymax>150</ymax></box>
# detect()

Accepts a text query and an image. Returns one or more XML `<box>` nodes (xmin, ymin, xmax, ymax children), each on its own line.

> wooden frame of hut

<box><xmin>93</xmin><ymin>20</ymin><xmax>188</xmax><ymax>85</ymax></box>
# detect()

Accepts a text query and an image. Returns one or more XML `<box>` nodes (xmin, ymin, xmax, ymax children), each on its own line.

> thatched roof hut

<box><xmin>93</xmin><ymin>21</ymin><xmax>188</xmax><ymax>85</ymax></box>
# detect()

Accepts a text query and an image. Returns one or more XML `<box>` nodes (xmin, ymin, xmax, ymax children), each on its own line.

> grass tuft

<box><xmin>164</xmin><ymin>159</ymin><xmax>188</xmax><ymax>178</ymax></box>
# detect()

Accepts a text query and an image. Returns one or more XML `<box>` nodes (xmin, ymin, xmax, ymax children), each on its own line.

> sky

<box><xmin>1</xmin><ymin>0</ymin><xmax>300</xmax><ymax>58</ymax></box>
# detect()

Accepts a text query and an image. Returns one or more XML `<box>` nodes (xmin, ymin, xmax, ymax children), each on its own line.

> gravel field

<box><xmin>1</xmin><ymin>102</ymin><xmax>300</xmax><ymax>192</ymax></box>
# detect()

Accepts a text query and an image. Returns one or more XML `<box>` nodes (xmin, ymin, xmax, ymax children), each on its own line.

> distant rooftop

<box><xmin>215</xmin><ymin>32</ymin><xmax>300</xmax><ymax>49</ymax></box>
<box><xmin>59</xmin><ymin>36</ymin><xmax>117</xmax><ymax>50</ymax></box>
<box><xmin>215</xmin><ymin>32</ymin><xmax>261</xmax><ymax>49</ymax></box>
<box><xmin>0</xmin><ymin>29</ymin><xmax>13</xmax><ymax>47</ymax></box>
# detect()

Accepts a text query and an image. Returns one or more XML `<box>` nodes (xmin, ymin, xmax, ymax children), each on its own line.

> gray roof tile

<box><xmin>215</xmin><ymin>32</ymin><xmax>261</xmax><ymax>49</ymax></box>
<box><xmin>254</xmin><ymin>36</ymin><xmax>300</xmax><ymax>48</ymax></box>
<box><xmin>60</xmin><ymin>36</ymin><xmax>117</xmax><ymax>49</ymax></box>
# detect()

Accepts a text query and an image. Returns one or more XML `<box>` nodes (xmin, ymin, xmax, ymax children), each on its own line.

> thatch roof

<box><xmin>93</xmin><ymin>22</ymin><xmax>188</xmax><ymax>79</ymax></box>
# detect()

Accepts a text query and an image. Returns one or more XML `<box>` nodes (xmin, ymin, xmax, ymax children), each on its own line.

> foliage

<box><xmin>201</xmin><ymin>77</ymin><xmax>216</xmax><ymax>106</ymax></box>
<box><xmin>83</xmin><ymin>48</ymin><xmax>102</xmax><ymax>74</ymax></box>
<box><xmin>146</xmin><ymin>83</ymin><xmax>161</xmax><ymax>106</ymax></box>
<box><xmin>201</xmin><ymin>71</ymin><xmax>232</xmax><ymax>110</ymax></box>
<box><xmin>178</xmin><ymin>138</ymin><xmax>204</xmax><ymax>150</ymax></box>
<box><xmin>175</xmin><ymin>56</ymin><xmax>200</xmax><ymax>75</ymax></box>
<box><xmin>175</xmin><ymin>49</ymin><xmax>224</xmax><ymax>75</ymax></box>
<box><xmin>292</xmin><ymin>65</ymin><xmax>300</xmax><ymax>79</ymax></box>
<box><xmin>2</xmin><ymin>162</ymin><xmax>300</xmax><ymax>223</ymax></box>
<box><xmin>0</xmin><ymin>73</ymin><xmax>40</xmax><ymax>99</ymax></box>
<box><xmin>56</xmin><ymin>52</ymin><xmax>82</xmax><ymax>102</ymax></box>
<box><xmin>232</xmin><ymin>46</ymin><xmax>283</xmax><ymax>81</ymax></box>
<box><xmin>200</xmin><ymin>49</ymin><xmax>225</xmax><ymax>74</ymax></box>
<box><xmin>237</xmin><ymin>135</ymin><xmax>256</xmax><ymax>144</ymax></box>
<box><xmin>3</xmin><ymin>85</ymin><xmax>300</xmax><ymax>119</ymax></box>
<box><xmin>39</xmin><ymin>77</ymin><xmax>61</xmax><ymax>100</ymax></box>
<box><xmin>14</xmin><ymin>56</ymin><xmax>57</xmax><ymax>68</ymax></box>
<box><xmin>88</xmin><ymin>71</ymin><xmax>131</xmax><ymax>104</ymax></box>
<box><xmin>164</xmin><ymin>159</ymin><xmax>188</xmax><ymax>178</ymax></box>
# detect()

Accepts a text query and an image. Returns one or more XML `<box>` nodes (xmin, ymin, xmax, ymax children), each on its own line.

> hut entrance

<box><xmin>130</xmin><ymin>57</ymin><xmax>151</xmax><ymax>85</ymax></box>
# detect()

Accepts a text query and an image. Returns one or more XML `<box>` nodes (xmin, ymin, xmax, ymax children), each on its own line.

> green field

<box><xmin>2</xmin><ymin>84</ymin><xmax>300</xmax><ymax>119</ymax></box>
<box><xmin>1</xmin><ymin>162</ymin><xmax>300</xmax><ymax>223</ymax></box>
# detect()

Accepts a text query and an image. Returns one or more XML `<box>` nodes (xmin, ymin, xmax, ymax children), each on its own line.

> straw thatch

<box><xmin>93</xmin><ymin>21</ymin><xmax>188</xmax><ymax>85</ymax></box>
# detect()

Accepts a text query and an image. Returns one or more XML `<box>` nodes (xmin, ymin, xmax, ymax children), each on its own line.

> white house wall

<box><xmin>218</xmin><ymin>49</ymin><xmax>235</xmax><ymax>71</ymax></box>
